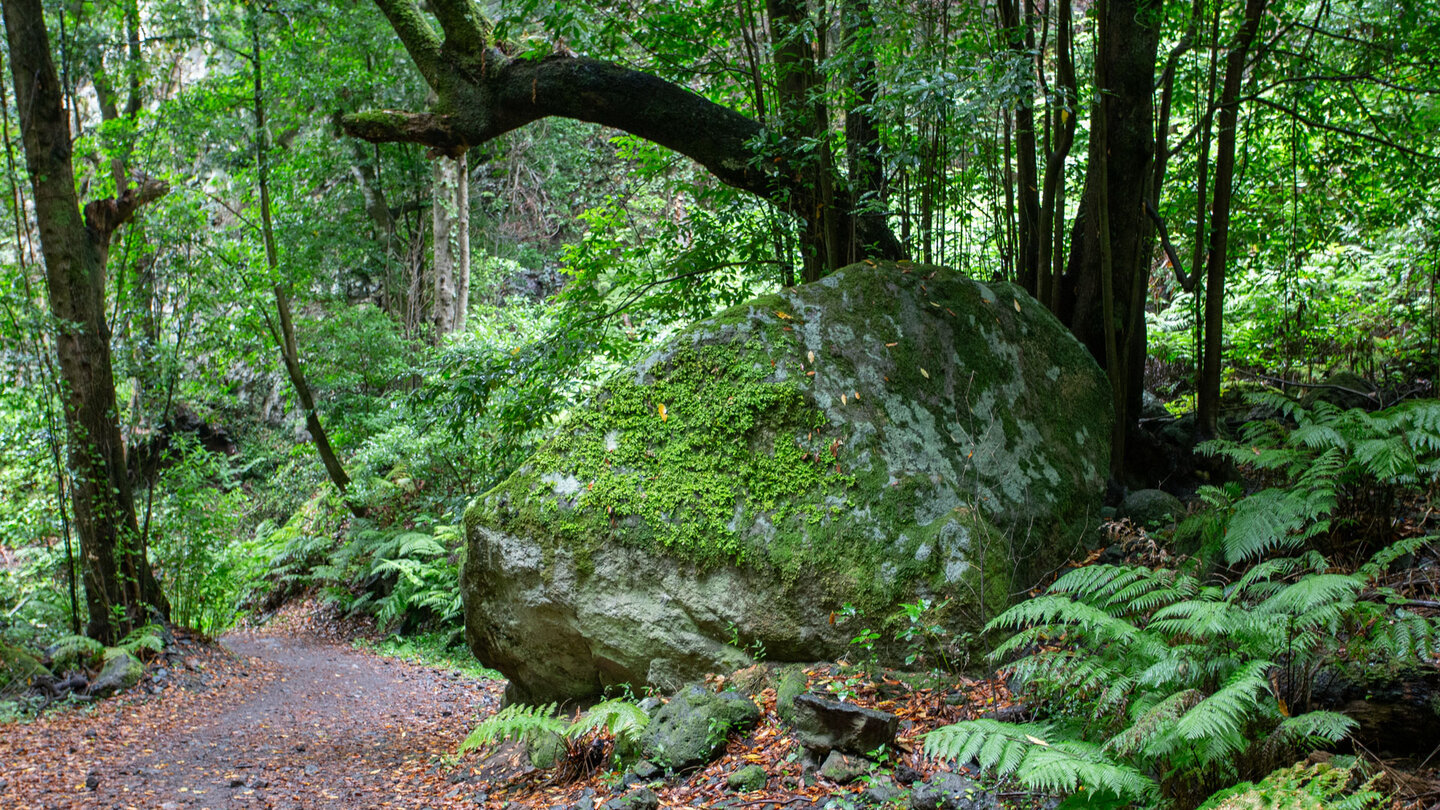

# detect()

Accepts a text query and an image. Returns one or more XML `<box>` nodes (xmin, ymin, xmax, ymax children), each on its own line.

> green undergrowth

<box><xmin>356</xmin><ymin>631</ymin><xmax>501</xmax><ymax>681</ymax></box>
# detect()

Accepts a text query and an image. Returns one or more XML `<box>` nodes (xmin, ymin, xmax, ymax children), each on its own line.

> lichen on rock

<box><xmin>463</xmin><ymin>261</ymin><xmax>1111</xmax><ymax>704</ymax></box>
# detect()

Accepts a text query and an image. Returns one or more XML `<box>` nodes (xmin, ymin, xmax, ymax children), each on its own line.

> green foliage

<box><xmin>1195</xmin><ymin>762</ymin><xmax>1385</xmax><ymax>810</ymax></box>
<box><xmin>47</xmin><ymin>634</ymin><xmax>105</xmax><ymax>672</ymax></box>
<box><xmin>1199</xmin><ymin>396</ymin><xmax>1440</xmax><ymax>562</ymax></box>
<box><xmin>458</xmin><ymin>696</ymin><xmax>650</xmax><ymax>774</ymax></box>
<box><xmin>146</xmin><ymin>436</ymin><xmax>258</xmax><ymax>635</ymax></box>
<box><xmin>567</xmin><ymin>698</ymin><xmax>651</xmax><ymax>750</ymax></box>
<box><xmin>925</xmin><ymin>538</ymin><xmax>1439</xmax><ymax>809</ymax></box>
<box><xmin>458</xmin><ymin>702</ymin><xmax>567</xmax><ymax>755</ymax></box>
<box><xmin>115</xmin><ymin>624</ymin><xmax>166</xmax><ymax>658</ymax></box>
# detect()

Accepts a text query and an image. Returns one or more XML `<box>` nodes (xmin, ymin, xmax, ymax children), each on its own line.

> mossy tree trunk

<box><xmin>3</xmin><ymin>0</ymin><xmax>170</xmax><ymax>643</ymax></box>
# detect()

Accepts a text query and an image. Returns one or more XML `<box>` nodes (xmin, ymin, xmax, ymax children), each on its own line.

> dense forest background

<box><xmin>0</xmin><ymin>0</ymin><xmax>1436</xmax><ymax>776</ymax></box>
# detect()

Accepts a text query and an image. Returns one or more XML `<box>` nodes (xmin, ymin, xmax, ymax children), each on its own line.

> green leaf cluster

<box><xmin>925</xmin><ymin>538</ymin><xmax>1439</xmax><ymax>809</ymax></box>
<box><xmin>1198</xmin><ymin>396</ymin><xmax>1440</xmax><ymax>562</ymax></box>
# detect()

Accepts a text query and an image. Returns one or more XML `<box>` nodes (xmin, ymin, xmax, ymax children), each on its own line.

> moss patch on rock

<box><xmin>464</xmin><ymin>261</ymin><xmax>1111</xmax><ymax>702</ymax></box>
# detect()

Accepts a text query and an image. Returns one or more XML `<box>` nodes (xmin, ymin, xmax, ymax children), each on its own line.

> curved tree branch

<box><xmin>341</xmin><ymin>2</ymin><xmax>904</xmax><ymax>263</ymax></box>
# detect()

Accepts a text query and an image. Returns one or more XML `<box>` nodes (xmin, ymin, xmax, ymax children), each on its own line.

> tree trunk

<box><xmin>842</xmin><ymin>0</ymin><xmax>886</xmax><ymax>263</ymax></box>
<box><xmin>1198</xmin><ymin>0</ymin><xmax>1269</xmax><ymax>436</ymax></box>
<box><xmin>999</xmin><ymin>0</ymin><xmax>1042</xmax><ymax>291</ymax></box>
<box><xmin>1058</xmin><ymin>0</ymin><xmax>1165</xmax><ymax>478</ymax></box>
<box><xmin>433</xmin><ymin>155</ymin><xmax>458</xmax><ymax>337</ymax></box>
<box><xmin>251</xmin><ymin>10</ymin><xmax>362</xmax><ymax>515</ymax></box>
<box><xmin>4</xmin><ymin>0</ymin><xmax>170</xmax><ymax>643</ymax></box>
<box><xmin>454</xmin><ymin>151</ymin><xmax>470</xmax><ymax>331</ymax></box>
<box><xmin>432</xmin><ymin>152</ymin><xmax>469</xmax><ymax>336</ymax></box>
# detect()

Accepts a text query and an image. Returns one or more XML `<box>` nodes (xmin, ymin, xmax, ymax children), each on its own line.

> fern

<box><xmin>925</xmin><ymin>719</ymin><xmax>1157</xmax><ymax>803</ymax></box>
<box><xmin>48</xmin><ymin>634</ymin><xmax>104</xmax><ymax>671</ymax></box>
<box><xmin>567</xmin><ymin>698</ymin><xmax>650</xmax><ymax>747</ymax></box>
<box><xmin>458</xmin><ymin>703</ymin><xmax>566</xmax><ymax>755</ymax></box>
<box><xmin>116</xmin><ymin>624</ymin><xmax>166</xmax><ymax>657</ymax></box>
<box><xmin>1200</xmin><ymin>396</ymin><xmax>1440</xmax><ymax>562</ymax></box>
<box><xmin>939</xmin><ymin>534</ymin><xmax>1440</xmax><ymax>809</ymax></box>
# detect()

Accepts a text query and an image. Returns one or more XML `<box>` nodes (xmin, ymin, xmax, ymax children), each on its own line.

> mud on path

<box><xmin>1</xmin><ymin>626</ymin><xmax>504</xmax><ymax>810</ymax></box>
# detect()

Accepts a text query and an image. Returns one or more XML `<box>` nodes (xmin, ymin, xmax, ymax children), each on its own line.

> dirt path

<box><xmin>2</xmin><ymin>630</ymin><xmax>504</xmax><ymax>810</ymax></box>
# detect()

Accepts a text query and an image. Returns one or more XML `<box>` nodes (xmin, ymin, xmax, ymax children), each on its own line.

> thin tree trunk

<box><xmin>1198</xmin><ymin>0</ymin><xmax>1269</xmax><ymax>436</ymax></box>
<box><xmin>454</xmin><ymin>152</ymin><xmax>470</xmax><ymax>331</ymax></box>
<box><xmin>433</xmin><ymin>154</ymin><xmax>458</xmax><ymax>337</ymax></box>
<box><xmin>4</xmin><ymin>0</ymin><xmax>169</xmax><ymax>643</ymax></box>
<box><xmin>250</xmin><ymin>11</ymin><xmax>362</xmax><ymax>514</ymax></box>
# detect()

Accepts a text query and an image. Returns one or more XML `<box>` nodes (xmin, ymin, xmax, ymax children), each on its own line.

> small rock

<box><xmin>527</xmin><ymin>731</ymin><xmax>567</xmax><ymax>769</ymax></box>
<box><xmin>818</xmin><ymin>750</ymin><xmax>868</xmax><ymax>784</ymax></box>
<box><xmin>864</xmin><ymin>775</ymin><xmax>902</xmax><ymax>805</ymax></box>
<box><xmin>726</xmin><ymin>764</ymin><xmax>767</xmax><ymax>792</ymax></box>
<box><xmin>910</xmin><ymin>771</ymin><xmax>1001</xmax><ymax>810</ymax></box>
<box><xmin>894</xmin><ymin>764</ymin><xmax>924</xmax><ymax>785</ymax></box>
<box><xmin>631</xmin><ymin>760</ymin><xmax>662</xmax><ymax>780</ymax></box>
<box><xmin>229</xmin><ymin>778</ymin><xmax>246</xmax><ymax>787</ymax></box>
<box><xmin>1119</xmin><ymin>489</ymin><xmax>1185</xmax><ymax>528</ymax></box>
<box><xmin>600</xmin><ymin>786</ymin><xmax>659</xmax><ymax>810</ymax></box>
<box><xmin>84</xmin><ymin>772</ymin><xmax>100</xmax><ymax>790</ymax></box>
<box><xmin>640</xmin><ymin>685</ymin><xmax>761</xmax><ymax>771</ymax></box>
<box><xmin>568</xmin><ymin>787</ymin><xmax>596</xmax><ymax>810</ymax></box>
<box><xmin>788</xmin><ymin>693</ymin><xmax>898</xmax><ymax>757</ymax></box>
<box><xmin>88</xmin><ymin>650</ymin><xmax>143</xmax><ymax>697</ymax></box>
<box><xmin>247</xmin><ymin>776</ymin><xmax>269</xmax><ymax>789</ymax></box>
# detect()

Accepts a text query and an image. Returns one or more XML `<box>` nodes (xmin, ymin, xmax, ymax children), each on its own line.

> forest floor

<box><xmin>0</xmin><ymin>601</ymin><xmax>999</xmax><ymax>810</ymax></box>
<box><xmin>0</xmin><ymin>603</ymin><xmax>506</xmax><ymax>809</ymax></box>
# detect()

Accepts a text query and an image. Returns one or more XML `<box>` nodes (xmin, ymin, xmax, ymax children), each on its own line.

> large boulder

<box><xmin>464</xmin><ymin>261</ymin><xmax>1111</xmax><ymax>703</ymax></box>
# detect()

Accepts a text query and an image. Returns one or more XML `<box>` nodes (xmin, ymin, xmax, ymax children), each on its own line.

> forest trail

<box><xmin>2</xmin><ymin>625</ymin><xmax>505</xmax><ymax>810</ymax></box>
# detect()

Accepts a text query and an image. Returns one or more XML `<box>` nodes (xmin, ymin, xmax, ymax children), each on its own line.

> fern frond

<box><xmin>1174</xmin><ymin>659</ymin><xmax>1273</xmax><ymax>743</ymax></box>
<box><xmin>1106</xmin><ymin>688</ymin><xmax>1203</xmax><ymax>756</ymax></box>
<box><xmin>118</xmin><ymin>624</ymin><xmax>166</xmax><ymax>656</ymax></box>
<box><xmin>49</xmin><ymin>634</ymin><xmax>104</xmax><ymax>669</ymax></box>
<box><xmin>1255</xmin><ymin>574</ymin><xmax>1359</xmax><ymax>617</ymax></box>
<box><xmin>567</xmin><ymin>699</ymin><xmax>650</xmax><ymax>747</ymax></box>
<box><xmin>1271</xmin><ymin>710</ymin><xmax>1356</xmax><ymax>748</ymax></box>
<box><xmin>1021</xmin><ymin>741</ymin><xmax>1155</xmax><ymax>799</ymax></box>
<box><xmin>1223</xmin><ymin>488</ymin><xmax>1311</xmax><ymax>564</ymax></box>
<box><xmin>924</xmin><ymin>718</ymin><xmax>1052</xmax><ymax>775</ymax></box>
<box><xmin>985</xmin><ymin>596</ymin><xmax>1139</xmax><ymax>645</ymax></box>
<box><xmin>1358</xmin><ymin>535</ymin><xmax>1436</xmax><ymax>584</ymax></box>
<box><xmin>458</xmin><ymin>703</ymin><xmax>566</xmax><ymax>755</ymax></box>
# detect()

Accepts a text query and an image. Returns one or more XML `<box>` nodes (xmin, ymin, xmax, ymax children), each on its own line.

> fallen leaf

<box><xmin>775</xmin><ymin>311</ymin><xmax>793</xmax><ymax>320</ymax></box>
<box><xmin>658</xmin><ymin>403</ymin><xmax>668</xmax><ymax>422</ymax></box>
<box><xmin>807</xmin><ymin>350</ymin><xmax>815</xmax><ymax>364</ymax></box>
<box><xmin>1014</xmin><ymin>298</ymin><xmax>1022</xmax><ymax>312</ymax></box>
<box><xmin>1025</xmin><ymin>734</ymin><xmax>1050</xmax><ymax>747</ymax></box>
<box><xmin>841</xmin><ymin>394</ymin><xmax>848</xmax><ymax>405</ymax></box>
<box><xmin>853</xmin><ymin>391</ymin><xmax>860</xmax><ymax>401</ymax></box>
<box><xmin>920</xmin><ymin>368</ymin><xmax>930</xmax><ymax>379</ymax></box>
<box><xmin>885</xmin><ymin>342</ymin><xmax>898</xmax><ymax>347</ymax></box>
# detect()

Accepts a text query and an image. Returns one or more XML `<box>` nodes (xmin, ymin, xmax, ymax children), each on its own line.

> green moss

<box><xmin>468</xmin><ymin>261</ymin><xmax>1110</xmax><ymax>628</ymax></box>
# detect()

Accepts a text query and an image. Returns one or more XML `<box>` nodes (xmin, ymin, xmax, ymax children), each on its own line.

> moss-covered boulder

<box><xmin>463</xmin><ymin>261</ymin><xmax>1111</xmax><ymax>703</ymax></box>
<box><xmin>0</xmin><ymin>641</ymin><xmax>50</xmax><ymax>691</ymax></box>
